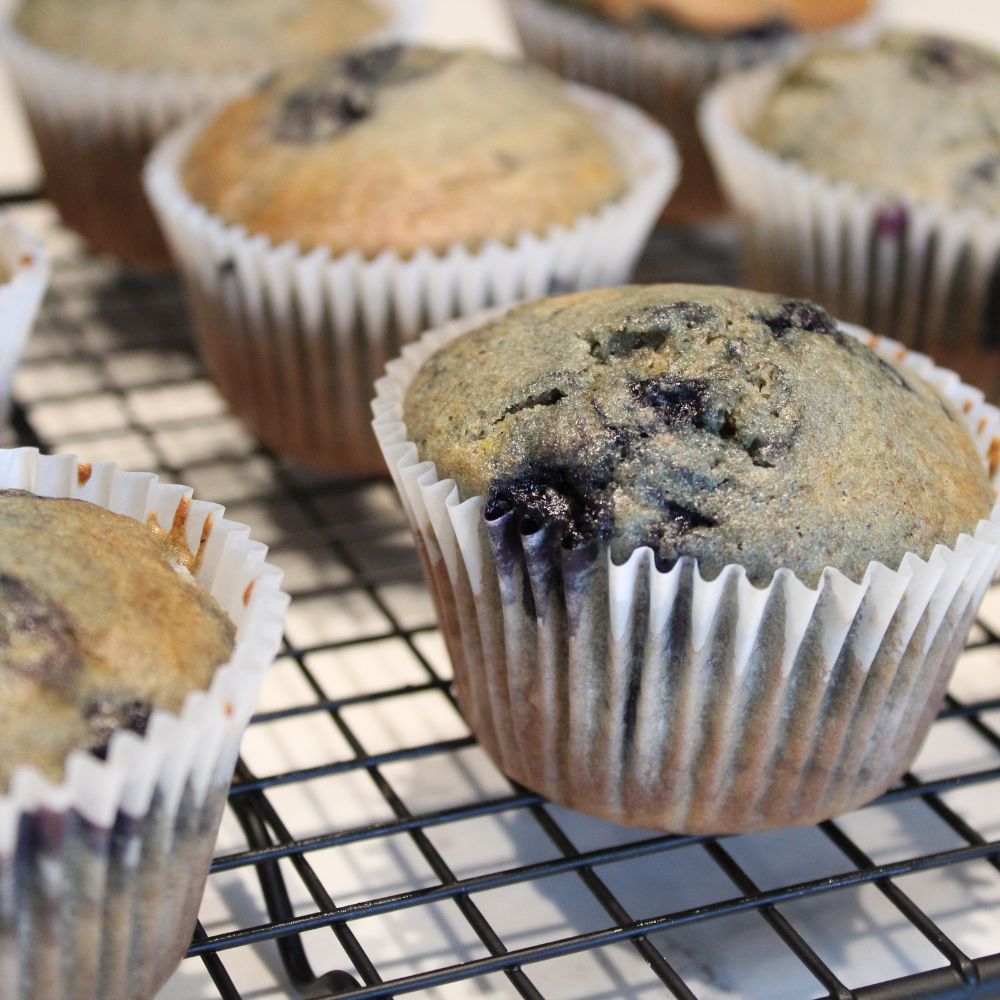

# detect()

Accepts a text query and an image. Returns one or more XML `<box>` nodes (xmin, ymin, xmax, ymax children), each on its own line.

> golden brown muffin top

<box><xmin>565</xmin><ymin>0</ymin><xmax>870</xmax><ymax>34</ymax></box>
<box><xmin>404</xmin><ymin>285</ymin><xmax>993</xmax><ymax>587</ymax></box>
<box><xmin>0</xmin><ymin>490</ymin><xmax>235</xmax><ymax>790</ymax></box>
<box><xmin>12</xmin><ymin>0</ymin><xmax>387</xmax><ymax>74</ymax></box>
<box><xmin>181</xmin><ymin>45</ymin><xmax>627</xmax><ymax>258</ymax></box>
<box><xmin>752</xmin><ymin>32</ymin><xmax>1000</xmax><ymax>214</ymax></box>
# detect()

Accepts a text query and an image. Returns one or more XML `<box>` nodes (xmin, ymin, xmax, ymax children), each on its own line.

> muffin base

<box><xmin>700</xmin><ymin>64</ymin><xmax>1000</xmax><ymax>398</ymax></box>
<box><xmin>373</xmin><ymin>314</ymin><xmax>1000</xmax><ymax>834</ymax></box>
<box><xmin>144</xmin><ymin>84</ymin><xmax>678</xmax><ymax>475</ymax></box>
<box><xmin>0</xmin><ymin>0</ymin><xmax>414</xmax><ymax>268</ymax></box>
<box><xmin>508</xmin><ymin>0</ymin><xmax>885</xmax><ymax>222</ymax></box>
<box><xmin>0</xmin><ymin>448</ymin><xmax>288</xmax><ymax>1000</ymax></box>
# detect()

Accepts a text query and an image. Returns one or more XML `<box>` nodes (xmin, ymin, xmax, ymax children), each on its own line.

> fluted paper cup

<box><xmin>0</xmin><ymin>448</ymin><xmax>288</xmax><ymax>1000</ymax></box>
<box><xmin>700</xmin><ymin>63</ymin><xmax>1000</xmax><ymax>397</ymax></box>
<box><xmin>0</xmin><ymin>215</ymin><xmax>47</xmax><ymax>428</ymax></box>
<box><xmin>0</xmin><ymin>0</ymin><xmax>415</xmax><ymax>266</ymax></box>
<box><xmin>507</xmin><ymin>0</ymin><xmax>884</xmax><ymax>221</ymax></box>
<box><xmin>372</xmin><ymin>312</ymin><xmax>1000</xmax><ymax>834</ymax></box>
<box><xmin>144</xmin><ymin>84</ymin><xmax>678</xmax><ymax>474</ymax></box>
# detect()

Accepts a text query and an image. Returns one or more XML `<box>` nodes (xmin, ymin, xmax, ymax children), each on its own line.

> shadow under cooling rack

<box><xmin>9</xmin><ymin>200</ymin><xmax>1000</xmax><ymax>1000</ymax></box>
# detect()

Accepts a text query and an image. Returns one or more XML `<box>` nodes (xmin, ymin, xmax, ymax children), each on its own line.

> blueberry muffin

<box><xmin>380</xmin><ymin>284</ymin><xmax>1000</xmax><ymax>833</ymax></box>
<box><xmin>507</xmin><ymin>0</ymin><xmax>878</xmax><ymax>221</ymax></box>
<box><xmin>701</xmin><ymin>31</ymin><xmax>1000</xmax><ymax>396</ymax></box>
<box><xmin>181</xmin><ymin>45</ymin><xmax>628</xmax><ymax>258</ymax></box>
<box><xmin>12</xmin><ymin>0</ymin><xmax>388</xmax><ymax>74</ymax></box>
<box><xmin>2</xmin><ymin>0</ymin><xmax>395</xmax><ymax>266</ymax></box>
<box><xmin>404</xmin><ymin>284</ymin><xmax>992</xmax><ymax>586</ymax></box>
<box><xmin>0</xmin><ymin>489</ymin><xmax>235</xmax><ymax>789</ymax></box>
<box><xmin>751</xmin><ymin>32</ymin><xmax>1000</xmax><ymax>214</ymax></box>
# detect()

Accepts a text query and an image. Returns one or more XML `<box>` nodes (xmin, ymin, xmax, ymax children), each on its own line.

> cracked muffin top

<box><xmin>555</xmin><ymin>0</ymin><xmax>870</xmax><ymax>35</ymax></box>
<box><xmin>181</xmin><ymin>45</ymin><xmax>627</xmax><ymax>257</ymax></box>
<box><xmin>751</xmin><ymin>32</ymin><xmax>1000</xmax><ymax>213</ymax></box>
<box><xmin>13</xmin><ymin>0</ymin><xmax>387</xmax><ymax>74</ymax></box>
<box><xmin>403</xmin><ymin>284</ymin><xmax>993</xmax><ymax>587</ymax></box>
<box><xmin>0</xmin><ymin>490</ymin><xmax>235</xmax><ymax>790</ymax></box>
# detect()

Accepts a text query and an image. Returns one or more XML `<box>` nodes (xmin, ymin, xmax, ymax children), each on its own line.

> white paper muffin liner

<box><xmin>0</xmin><ymin>215</ymin><xmax>47</xmax><ymax>427</ymax></box>
<box><xmin>700</xmin><ymin>63</ymin><xmax>1000</xmax><ymax>393</ymax></box>
<box><xmin>0</xmin><ymin>448</ymin><xmax>288</xmax><ymax>1000</ymax></box>
<box><xmin>143</xmin><ymin>84</ymin><xmax>678</xmax><ymax>474</ymax></box>
<box><xmin>0</xmin><ymin>0</ymin><xmax>416</xmax><ymax>265</ymax></box>
<box><xmin>372</xmin><ymin>311</ymin><xmax>1000</xmax><ymax>834</ymax></box>
<box><xmin>507</xmin><ymin>0</ymin><xmax>885</xmax><ymax>219</ymax></box>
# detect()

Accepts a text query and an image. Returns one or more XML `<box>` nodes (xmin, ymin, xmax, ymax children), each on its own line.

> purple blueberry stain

<box><xmin>629</xmin><ymin>376</ymin><xmax>712</xmax><ymax>425</ymax></box>
<box><xmin>875</xmin><ymin>204</ymin><xmax>908</xmax><ymax>240</ymax></box>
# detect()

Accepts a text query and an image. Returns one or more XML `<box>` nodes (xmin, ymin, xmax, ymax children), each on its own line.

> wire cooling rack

<box><xmin>7</xmin><ymin>199</ymin><xmax>1000</xmax><ymax>1000</ymax></box>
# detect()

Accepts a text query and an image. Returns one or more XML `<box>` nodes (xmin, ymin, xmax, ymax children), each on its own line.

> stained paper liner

<box><xmin>144</xmin><ymin>85</ymin><xmax>678</xmax><ymax>474</ymax></box>
<box><xmin>507</xmin><ymin>0</ymin><xmax>884</xmax><ymax>220</ymax></box>
<box><xmin>0</xmin><ymin>448</ymin><xmax>288</xmax><ymax>1000</ymax></box>
<box><xmin>0</xmin><ymin>215</ymin><xmax>47</xmax><ymax>427</ymax></box>
<box><xmin>372</xmin><ymin>312</ymin><xmax>1000</xmax><ymax>834</ymax></box>
<box><xmin>700</xmin><ymin>64</ymin><xmax>1000</xmax><ymax>397</ymax></box>
<box><xmin>0</xmin><ymin>0</ymin><xmax>415</xmax><ymax>266</ymax></box>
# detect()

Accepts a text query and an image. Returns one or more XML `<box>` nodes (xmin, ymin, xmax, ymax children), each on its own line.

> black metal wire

<box><xmin>10</xmin><ymin>200</ymin><xmax>1000</xmax><ymax>1000</ymax></box>
<box><xmin>227</xmin><ymin>764</ymin><xmax>369</xmax><ymax>998</ymax></box>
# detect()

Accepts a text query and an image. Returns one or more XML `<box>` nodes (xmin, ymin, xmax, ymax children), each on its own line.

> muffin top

<box><xmin>403</xmin><ymin>285</ymin><xmax>993</xmax><ymax>587</ymax></box>
<box><xmin>560</xmin><ymin>0</ymin><xmax>870</xmax><ymax>35</ymax></box>
<box><xmin>0</xmin><ymin>490</ymin><xmax>235</xmax><ymax>790</ymax></box>
<box><xmin>751</xmin><ymin>33</ymin><xmax>1000</xmax><ymax>214</ymax></box>
<box><xmin>13</xmin><ymin>0</ymin><xmax>387</xmax><ymax>74</ymax></box>
<box><xmin>181</xmin><ymin>45</ymin><xmax>627</xmax><ymax>257</ymax></box>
